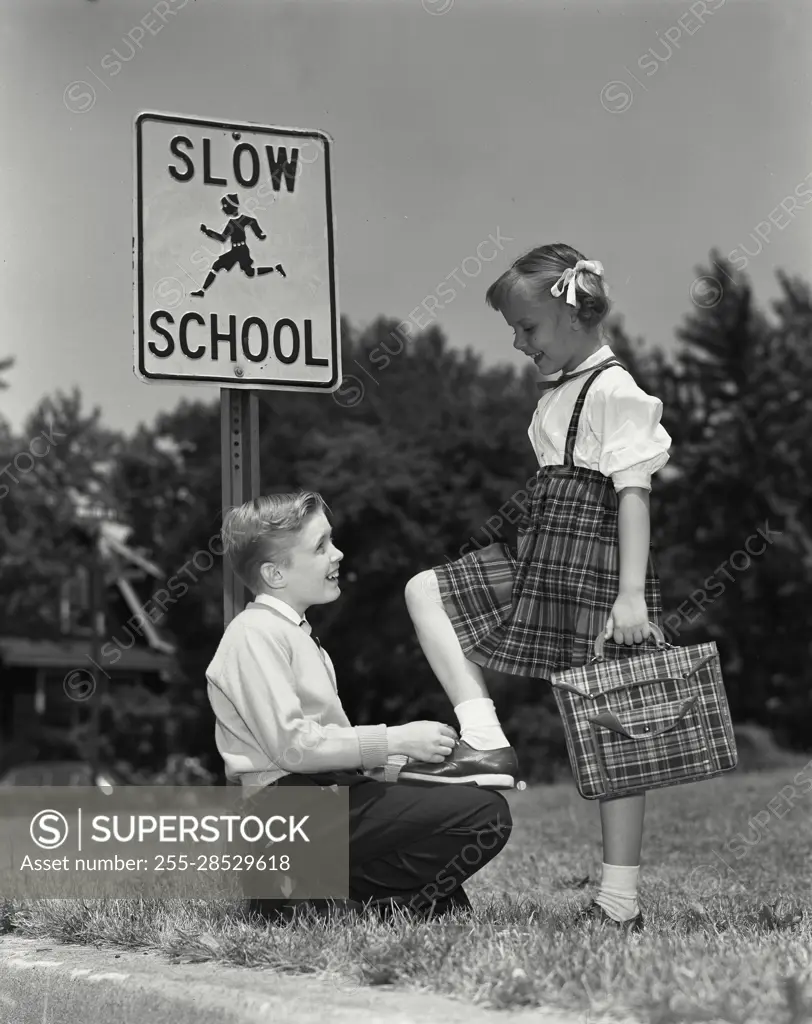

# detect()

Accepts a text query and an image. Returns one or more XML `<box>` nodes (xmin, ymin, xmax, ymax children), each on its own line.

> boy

<box><xmin>206</xmin><ymin>491</ymin><xmax>512</xmax><ymax>922</ymax></box>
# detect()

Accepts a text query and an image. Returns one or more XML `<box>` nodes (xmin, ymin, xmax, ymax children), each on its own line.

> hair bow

<box><xmin>550</xmin><ymin>260</ymin><xmax>604</xmax><ymax>306</ymax></box>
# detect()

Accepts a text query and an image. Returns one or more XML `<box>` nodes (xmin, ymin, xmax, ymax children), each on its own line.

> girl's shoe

<box><xmin>397</xmin><ymin>739</ymin><xmax>519</xmax><ymax>789</ymax></box>
<box><xmin>574</xmin><ymin>900</ymin><xmax>644</xmax><ymax>932</ymax></box>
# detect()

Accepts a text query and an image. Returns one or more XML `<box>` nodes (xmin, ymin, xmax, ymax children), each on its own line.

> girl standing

<box><xmin>400</xmin><ymin>243</ymin><xmax>672</xmax><ymax>929</ymax></box>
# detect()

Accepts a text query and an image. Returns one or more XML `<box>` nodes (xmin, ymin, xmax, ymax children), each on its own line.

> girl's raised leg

<box><xmin>403</xmin><ymin>569</ymin><xmax>511</xmax><ymax>753</ymax></box>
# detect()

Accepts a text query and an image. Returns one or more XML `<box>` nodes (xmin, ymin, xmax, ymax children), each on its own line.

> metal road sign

<box><xmin>134</xmin><ymin>111</ymin><xmax>340</xmax><ymax>391</ymax></box>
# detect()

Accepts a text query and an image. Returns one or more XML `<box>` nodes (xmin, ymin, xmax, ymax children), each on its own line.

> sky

<box><xmin>1</xmin><ymin>0</ymin><xmax>810</xmax><ymax>436</ymax></box>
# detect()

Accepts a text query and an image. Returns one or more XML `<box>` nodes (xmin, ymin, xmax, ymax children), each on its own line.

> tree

<box><xmin>0</xmin><ymin>356</ymin><xmax>13</xmax><ymax>391</ymax></box>
<box><xmin>0</xmin><ymin>388</ymin><xmax>124</xmax><ymax>634</ymax></box>
<box><xmin>653</xmin><ymin>254</ymin><xmax>812</xmax><ymax>746</ymax></box>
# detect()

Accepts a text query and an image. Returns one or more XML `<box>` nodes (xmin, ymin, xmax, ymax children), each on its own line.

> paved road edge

<box><xmin>0</xmin><ymin>934</ymin><xmax>640</xmax><ymax>1024</ymax></box>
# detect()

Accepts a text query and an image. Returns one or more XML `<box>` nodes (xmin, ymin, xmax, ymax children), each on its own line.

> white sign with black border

<box><xmin>134</xmin><ymin>111</ymin><xmax>340</xmax><ymax>392</ymax></box>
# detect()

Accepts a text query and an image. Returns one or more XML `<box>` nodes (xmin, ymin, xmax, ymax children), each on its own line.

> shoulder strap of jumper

<box><xmin>563</xmin><ymin>359</ymin><xmax>623</xmax><ymax>467</ymax></box>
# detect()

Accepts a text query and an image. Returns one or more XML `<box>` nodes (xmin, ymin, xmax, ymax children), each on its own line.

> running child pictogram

<box><xmin>191</xmin><ymin>192</ymin><xmax>286</xmax><ymax>297</ymax></box>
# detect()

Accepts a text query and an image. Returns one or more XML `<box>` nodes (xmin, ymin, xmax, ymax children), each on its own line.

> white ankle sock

<box><xmin>595</xmin><ymin>863</ymin><xmax>640</xmax><ymax>922</ymax></box>
<box><xmin>454</xmin><ymin>698</ymin><xmax>510</xmax><ymax>750</ymax></box>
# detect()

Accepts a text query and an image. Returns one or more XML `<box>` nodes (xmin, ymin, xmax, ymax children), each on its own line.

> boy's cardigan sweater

<box><xmin>206</xmin><ymin>595</ymin><xmax>390</xmax><ymax>788</ymax></box>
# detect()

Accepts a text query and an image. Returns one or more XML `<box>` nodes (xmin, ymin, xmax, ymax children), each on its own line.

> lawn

<box><xmin>3</xmin><ymin>763</ymin><xmax>812</xmax><ymax>1023</ymax></box>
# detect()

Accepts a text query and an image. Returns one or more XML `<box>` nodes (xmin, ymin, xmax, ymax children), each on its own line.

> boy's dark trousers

<box><xmin>238</xmin><ymin>769</ymin><xmax>512</xmax><ymax>923</ymax></box>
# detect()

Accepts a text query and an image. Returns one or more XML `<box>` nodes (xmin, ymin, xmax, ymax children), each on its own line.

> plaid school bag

<box><xmin>550</xmin><ymin>623</ymin><xmax>737</xmax><ymax>799</ymax></box>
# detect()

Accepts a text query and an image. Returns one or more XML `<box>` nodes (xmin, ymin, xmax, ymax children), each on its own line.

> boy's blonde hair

<box><xmin>221</xmin><ymin>492</ymin><xmax>329</xmax><ymax>594</ymax></box>
<box><xmin>485</xmin><ymin>242</ymin><xmax>611</xmax><ymax>329</ymax></box>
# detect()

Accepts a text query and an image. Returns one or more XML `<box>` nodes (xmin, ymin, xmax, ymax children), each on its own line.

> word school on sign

<box><xmin>148</xmin><ymin>311</ymin><xmax>328</xmax><ymax>366</ymax></box>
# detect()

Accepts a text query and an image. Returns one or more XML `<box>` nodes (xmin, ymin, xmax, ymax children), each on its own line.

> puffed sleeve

<box><xmin>590</xmin><ymin>372</ymin><xmax>672</xmax><ymax>492</ymax></box>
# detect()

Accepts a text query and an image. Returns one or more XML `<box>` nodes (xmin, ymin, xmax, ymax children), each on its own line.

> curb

<box><xmin>0</xmin><ymin>935</ymin><xmax>634</xmax><ymax>1024</ymax></box>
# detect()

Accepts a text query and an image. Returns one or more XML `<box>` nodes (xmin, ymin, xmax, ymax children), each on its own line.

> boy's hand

<box><xmin>387</xmin><ymin>722</ymin><xmax>457</xmax><ymax>762</ymax></box>
<box><xmin>605</xmin><ymin>591</ymin><xmax>650</xmax><ymax>646</ymax></box>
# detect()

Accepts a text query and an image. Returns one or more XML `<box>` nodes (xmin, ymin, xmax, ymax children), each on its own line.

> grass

<box><xmin>4</xmin><ymin>763</ymin><xmax>812</xmax><ymax>1023</ymax></box>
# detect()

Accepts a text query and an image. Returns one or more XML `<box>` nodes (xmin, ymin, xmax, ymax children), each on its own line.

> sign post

<box><xmin>220</xmin><ymin>388</ymin><xmax>259</xmax><ymax>624</ymax></box>
<box><xmin>134</xmin><ymin>112</ymin><xmax>340</xmax><ymax>625</ymax></box>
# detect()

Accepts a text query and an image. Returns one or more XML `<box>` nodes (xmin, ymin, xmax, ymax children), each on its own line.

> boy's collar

<box><xmin>252</xmin><ymin>593</ymin><xmax>306</xmax><ymax>627</ymax></box>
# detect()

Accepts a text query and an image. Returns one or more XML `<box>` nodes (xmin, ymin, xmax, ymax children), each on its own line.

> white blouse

<box><xmin>529</xmin><ymin>345</ymin><xmax>672</xmax><ymax>492</ymax></box>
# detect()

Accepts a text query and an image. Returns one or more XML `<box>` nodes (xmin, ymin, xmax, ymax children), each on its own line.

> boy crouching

<box><xmin>206</xmin><ymin>492</ymin><xmax>512</xmax><ymax>922</ymax></box>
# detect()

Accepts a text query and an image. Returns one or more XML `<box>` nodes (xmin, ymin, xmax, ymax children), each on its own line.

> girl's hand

<box><xmin>605</xmin><ymin>592</ymin><xmax>650</xmax><ymax>645</ymax></box>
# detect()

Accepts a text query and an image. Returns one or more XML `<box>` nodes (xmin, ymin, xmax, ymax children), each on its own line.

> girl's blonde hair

<box><xmin>220</xmin><ymin>491</ymin><xmax>329</xmax><ymax>594</ymax></box>
<box><xmin>485</xmin><ymin>242</ymin><xmax>611</xmax><ymax>328</ymax></box>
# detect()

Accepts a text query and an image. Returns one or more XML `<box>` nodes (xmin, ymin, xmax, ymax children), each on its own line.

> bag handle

<box><xmin>592</xmin><ymin>621</ymin><xmax>668</xmax><ymax>661</ymax></box>
<box><xmin>588</xmin><ymin>696</ymin><xmax>699</xmax><ymax>740</ymax></box>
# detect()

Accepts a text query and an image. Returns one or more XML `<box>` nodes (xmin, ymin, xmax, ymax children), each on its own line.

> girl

<box><xmin>400</xmin><ymin>243</ymin><xmax>672</xmax><ymax>930</ymax></box>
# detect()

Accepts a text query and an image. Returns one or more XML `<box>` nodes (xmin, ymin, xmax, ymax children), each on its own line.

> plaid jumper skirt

<box><xmin>433</xmin><ymin>360</ymin><xmax>663</xmax><ymax>679</ymax></box>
